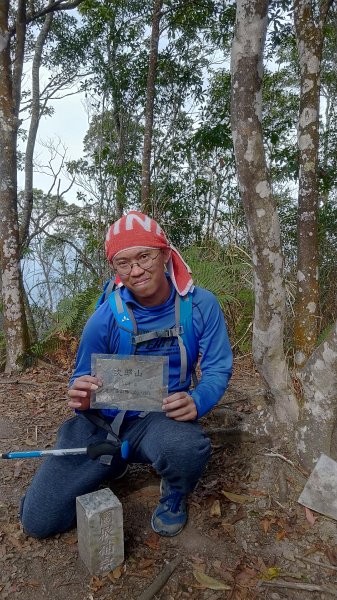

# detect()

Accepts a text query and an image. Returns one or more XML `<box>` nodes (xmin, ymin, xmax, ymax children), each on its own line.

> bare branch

<box><xmin>25</xmin><ymin>206</ymin><xmax>83</xmax><ymax>249</ymax></box>
<box><xmin>43</xmin><ymin>232</ymin><xmax>97</xmax><ymax>275</ymax></box>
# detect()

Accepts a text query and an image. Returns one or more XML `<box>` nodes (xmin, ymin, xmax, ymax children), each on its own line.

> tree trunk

<box><xmin>21</xmin><ymin>12</ymin><xmax>54</xmax><ymax>249</ymax></box>
<box><xmin>230</xmin><ymin>0</ymin><xmax>298</xmax><ymax>424</ymax></box>
<box><xmin>297</xmin><ymin>320</ymin><xmax>337</xmax><ymax>467</ymax></box>
<box><xmin>0</xmin><ymin>2</ymin><xmax>30</xmax><ymax>371</ymax></box>
<box><xmin>12</xmin><ymin>0</ymin><xmax>26</xmax><ymax>118</ymax></box>
<box><xmin>141</xmin><ymin>0</ymin><xmax>163</xmax><ymax>214</ymax></box>
<box><xmin>293</xmin><ymin>0</ymin><xmax>324</xmax><ymax>367</ymax></box>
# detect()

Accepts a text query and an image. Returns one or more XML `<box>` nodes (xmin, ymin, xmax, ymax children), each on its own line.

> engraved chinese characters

<box><xmin>90</xmin><ymin>354</ymin><xmax>169</xmax><ymax>411</ymax></box>
<box><xmin>76</xmin><ymin>488</ymin><xmax>124</xmax><ymax>575</ymax></box>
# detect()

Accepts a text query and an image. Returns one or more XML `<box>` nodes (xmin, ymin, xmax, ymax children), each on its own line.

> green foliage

<box><xmin>55</xmin><ymin>285</ymin><xmax>101</xmax><ymax>335</ymax></box>
<box><xmin>26</xmin><ymin>284</ymin><xmax>102</xmax><ymax>362</ymax></box>
<box><xmin>183</xmin><ymin>244</ymin><xmax>237</xmax><ymax>307</ymax></box>
<box><xmin>263</xmin><ymin>69</ymin><xmax>299</xmax><ymax>182</ymax></box>
<box><xmin>317</xmin><ymin>323</ymin><xmax>334</xmax><ymax>346</ymax></box>
<box><xmin>192</xmin><ymin>70</ymin><xmax>232</xmax><ymax>153</ymax></box>
<box><xmin>183</xmin><ymin>243</ymin><xmax>253</xmax><ymax>354</ymax></box>
<box><xmin>44</xmin><ymin>13</ymin><xmax>90</xmax><ymax>75</ymax></box>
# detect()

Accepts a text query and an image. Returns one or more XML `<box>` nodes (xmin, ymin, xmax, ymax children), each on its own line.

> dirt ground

<box><xmin>1</xmin><ymin>356</ymin><xmax>337</xmax><ymax>600</ymax></box>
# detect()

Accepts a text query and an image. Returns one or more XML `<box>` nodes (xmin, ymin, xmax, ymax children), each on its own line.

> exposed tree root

<box><xmin>137</xmin><ymin>556</ymin><xmax>181</xmax><ymax>600</ymax></box>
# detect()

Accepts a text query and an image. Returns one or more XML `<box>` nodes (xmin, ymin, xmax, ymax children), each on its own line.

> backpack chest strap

<box><xmin>132</xmin><ymin>326</ymin><xmax>183</xmax><ymax>345</ymax></box>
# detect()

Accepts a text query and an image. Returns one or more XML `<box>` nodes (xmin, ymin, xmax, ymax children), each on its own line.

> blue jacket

<box><xmin>70</xmin><ymin>279</ymin><xmax>233</xmax><ymax>419</ymax></box>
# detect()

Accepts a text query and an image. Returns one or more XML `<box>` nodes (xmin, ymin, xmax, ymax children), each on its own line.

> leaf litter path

<box><xmin>1</xmin><ymin>358</ymin><xmax>337</xmax><ymax>600</ymax></box>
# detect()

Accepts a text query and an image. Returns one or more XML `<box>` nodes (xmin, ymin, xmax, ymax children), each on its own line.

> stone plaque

<box><xmin>90</xmin><ymin>354</ymin><xmax>168</xmax><ymax>411</ymax></box>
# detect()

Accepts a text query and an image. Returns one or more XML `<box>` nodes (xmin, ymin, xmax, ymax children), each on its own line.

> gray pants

<box><xmin>20</xmin><ymin>413</ymin><xmax>211</xmax><ymax>538</ymax></box>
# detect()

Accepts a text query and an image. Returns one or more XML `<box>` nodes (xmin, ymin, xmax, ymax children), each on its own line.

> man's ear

<box><xmin>163</xmin><ymin>247</ymin><xmax>172</xmax><ymax>264</ymax></box>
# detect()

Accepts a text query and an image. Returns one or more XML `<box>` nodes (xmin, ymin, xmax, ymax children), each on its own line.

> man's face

<box><xmin>112</xmin><ymin>246</ymin><xmax>171</xmax><ymax>306</ymax></box>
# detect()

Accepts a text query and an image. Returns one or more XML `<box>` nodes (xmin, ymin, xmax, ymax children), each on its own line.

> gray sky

<box><xmin>18</xmin><ymin>87</ymin><xmax>88</xmax><ymax>203</ymax></box>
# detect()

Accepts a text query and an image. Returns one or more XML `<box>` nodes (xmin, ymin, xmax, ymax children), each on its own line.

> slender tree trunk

<box><xmin>111</xmin><ymin>94</ymin><xmax>127</xmax><ymax>219</ymax></box>
<box><xmin>0</xmin><ymin>1</ymin><xmax>29</xmax><ymax>371</ymax></box>
<box><xmin>21</xmin><ymin>273</ymin><xmax>38</xmax><ymax>344</ymax></box>
<box><xmin>21</xmin><ymin>11</ymin><xmax>54</xmax><ymax>249</ymax></box>
<box><xmin>293</xmin><ymin>0</ymin><xmax>325</xmax><ymax>367</ymax></box>
<box><xmin>205</xmin><ymin>186</ymin><xmax>212</xmax><ymax>239</ymax></box>
<box><xmin>211</xmin><ymin>176</ymin><xmax>222</xmax><ymax>238</ymax></box>
<box><xmin>115</xmin><ymin>119</ymin><xmax>126</xmax><ymax>219</ymax></box>
<box><xmin>141</xmin><ymin>0</ymin><xmax>163</xmax><ymax>214</ymax></box>
<box><xmin>106</xmin><ymin>24</ymin><xmax>126</xmax><ymax>219</ymax></box>
<box><xmin>231</xmin><ymin>0</ymin><xmax>298</xmax><ymax>423</ymax></box>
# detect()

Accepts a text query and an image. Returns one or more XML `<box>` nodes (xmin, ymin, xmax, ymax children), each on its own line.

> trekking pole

<box><xmin>0</xmin><ymin>439</ymin><xmax>129</xmax><ymax>461</ymax></box>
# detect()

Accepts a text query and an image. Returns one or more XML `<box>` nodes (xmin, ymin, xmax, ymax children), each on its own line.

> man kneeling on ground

<box><xmin>20</xmin><ymin>211</ymin><xmax>233</xmax><ymax>538</ymax></box>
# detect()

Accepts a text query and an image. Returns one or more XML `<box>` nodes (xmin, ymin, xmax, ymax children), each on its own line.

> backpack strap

<box><xmin>175</xmin><ymin>292</ymin><xmax>198</xmax><ymax>385</ymax></box>
<box><xmin>95</xmin><ymin>277</ymin><xmax>118</xmax><ymax>309</ymax></box>
<box><xmin>108</xmin><ymin>289</ymin><xmax>138</xmax><ymax>354</ymax></box>
<box><xmin>175</xmin><ymin>293</ymin><xmax>188</xmax><ymax>384</ymax></box>
<box><xmin>131</xmin><ymin>327</ymin><xmax>183</xmax><ymax>345</ymax></box>
<box><xmin>108</xmin><ymin>288</ymin><xmax>198</xmax><ymax>386</ymax></box>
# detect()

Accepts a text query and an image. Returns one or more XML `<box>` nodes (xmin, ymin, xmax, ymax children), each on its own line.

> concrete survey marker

<box><xmin>298</xmin><ymin>453</ymin><xmax>337</xmax><ymax>521</ymax></box>
<box><xmin>76</xmin><ymin>488</ymin><xmax>124</xmax><ymax>575</ymax></box>
<box><xmin>90</xmin><ymin>354</ymin><xmax>168</xmax><ymax>411</ymax></box>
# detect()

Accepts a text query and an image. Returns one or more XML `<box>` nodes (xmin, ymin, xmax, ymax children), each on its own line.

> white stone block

<box><xmin>76</xmin><ymin>488</ymin><xmax>124</xmax><ymax>575</ymax></box>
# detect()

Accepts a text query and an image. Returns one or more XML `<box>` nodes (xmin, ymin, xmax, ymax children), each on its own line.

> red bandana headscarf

<box><xmin>105</xmin><ymin>211</ymin><xmax>193</xmax><ymax>296</ymax></box>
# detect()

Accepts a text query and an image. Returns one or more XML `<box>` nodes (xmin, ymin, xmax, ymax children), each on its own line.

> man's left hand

<box><xmin>162</xmin><ymin>392</ymin><xmax>197</xmax><ymax>421</ymax></box>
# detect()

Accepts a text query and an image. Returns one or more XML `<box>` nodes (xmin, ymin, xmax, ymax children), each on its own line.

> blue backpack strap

<box><xmin>108</xmin><ymin>290</ymin><xmax>137</xmax><ymax>354</ymax></box>
<box><xmin>95</xmin><ymin>278</ymin><xmax>117</xmax><ymax>309</ymax></box>
<box><xmin>175</xmin><ymin>291</ymin><xmax>198</xmax><ymax>385</ymax></box>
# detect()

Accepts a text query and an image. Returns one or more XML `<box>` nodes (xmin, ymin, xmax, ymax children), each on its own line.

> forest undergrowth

<box><xmin>1</xmin><ymin>352</ymin><xmax>337</xmax><ymax>600</ymax></box>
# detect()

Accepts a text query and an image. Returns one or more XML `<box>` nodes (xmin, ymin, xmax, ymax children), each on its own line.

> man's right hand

<box><xmin>67</xmin><ymin>375</ymin><xmax>102</xmax><ymax>411</ymax></box>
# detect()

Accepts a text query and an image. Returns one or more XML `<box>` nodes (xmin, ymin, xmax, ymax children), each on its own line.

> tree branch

<box><xmin>26</xmin><ymin>205</ymin><xmax>82</xmax><ymax>249</ymax></box>
<box><xmin>43</xmin><ymin>232</ymin><xmax>97</xmax><ymax>275</ymax></box>
<box><xmin>319</xmin><ymin>0</ymin><xmax>335</xmax><ymax>26</ymax></box>
<box><xmin>10</xmin><ymin>0</ymin><xmax>84</xmax><ymax>36</ymax></box>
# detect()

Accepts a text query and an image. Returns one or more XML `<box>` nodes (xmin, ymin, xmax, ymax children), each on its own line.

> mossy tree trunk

<box><xmin>231</xmin><ymin>0</ymin><xmax>337</xmax><ymax>469</ymax></box>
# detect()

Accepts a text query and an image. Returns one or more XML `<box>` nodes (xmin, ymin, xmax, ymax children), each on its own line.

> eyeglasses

<box><xmin>113</xmin><ymin>250</ymin><xmax>162</xmax><ymax>275</ymax></box>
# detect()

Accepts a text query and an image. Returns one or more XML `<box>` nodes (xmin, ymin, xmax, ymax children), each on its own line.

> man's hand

<box><xmin>162</xmin><ymin>392</ymin><xmax>197</xmax><ymax>421</ymax></box>
<box><xmin>68</xmin><ymin>375</ymin><xmax>102</xmax><ymax>411</ymax></box>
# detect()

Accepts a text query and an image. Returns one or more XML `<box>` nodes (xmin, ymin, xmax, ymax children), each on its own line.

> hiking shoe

<box><xmin>151</xmin><ymin>479</ymin><xmax>187</xmax><ymax>537</ymax></box>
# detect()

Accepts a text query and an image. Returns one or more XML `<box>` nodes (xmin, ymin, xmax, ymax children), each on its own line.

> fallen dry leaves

<box><xmin>193</xmin><ymin>570</ymin><xmax>231</xmax><ymax>590</ymax></box>
<box><xmin>221</xmin><ymin>490</ymin><xmax>256</xmax><ymax>504</ymax></box>
<box><xmin>210</xmin><ymin>499</ymin><xmax>221</xmax><ymax>517</ymax></box>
